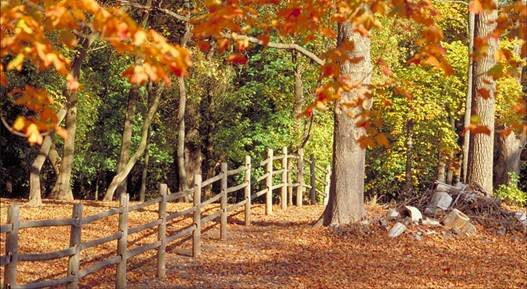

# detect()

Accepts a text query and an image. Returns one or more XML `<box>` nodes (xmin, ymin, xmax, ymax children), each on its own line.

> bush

<box><xmin>495</xmin><ymin>172</ymin><xmax>527</xmax><ymax>207</ymax></box>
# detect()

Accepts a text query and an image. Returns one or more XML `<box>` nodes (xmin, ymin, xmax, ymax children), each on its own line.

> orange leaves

<box><xmin>464</xmin><ymin>115</ymin><xmax>492</xmax><ymax>136</ymax></box>
<box><xmin>1</xmin><ymin>0</ymin><xmax>192</xmax><ymax>144</ymax></box>
<box><xmin>469</xmin><ymin>0</ymin><xmax>497</xmax><ymax>14</ymax></box>
<box><xmin>7</xmin><ymin>86</ymin><xmax>63</xmax><ymax>144</ymax></box>
<box><xmin>376</xmin><ymin>59</ymin><xmax>393</xmax><ymax>77</ymax></box>
<box><xmin>227</xmin><ymin>53</ymin><xmax>248</xmax><ymax>65</ymax></box>
<box><xmin>477</xmin><ymin>88</ymin><xmax>492</xmax><ymax>99</ymax></box>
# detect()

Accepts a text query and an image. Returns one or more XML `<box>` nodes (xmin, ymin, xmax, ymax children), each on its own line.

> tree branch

<box><xmin>117</xmin><ymin>0</ymin><xmax>324</xmax><ymax>65</ymax></box>
<box><xmin>224</xmin><ymin>33</ymin><xmax>325</xmax><ymax>66</ymax></box>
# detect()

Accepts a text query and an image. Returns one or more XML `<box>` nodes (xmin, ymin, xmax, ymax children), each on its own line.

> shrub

<box><xmin>495</xmin><ymin>172</ymin><xmax>527</xmax><ymax>207</ymax></box>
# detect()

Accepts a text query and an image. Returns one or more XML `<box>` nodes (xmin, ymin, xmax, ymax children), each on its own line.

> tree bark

<box><xmin>494</xmin><ymin>42</ymin><xmax>525</xmax><ymax>188</ymax></box>
<box><xmin>462</xmin><ymin>10</ymin><xmax>475</xmax><ymax>183</ymax></box>
<box><xmin>28</xmin><ymin>109</ymin><xmax>67</xmax><ymax>205</ymax></box>
<box><xmin>103</xmin><ymin>86</ymin><xmax>162</xmax><ymax>200</ymax></box>
<box><xmin>322</xmin><ymin>23</ymin><xmax>371</xmax><ymax>226</ymax></box>
<box><xmin>494</xmin><ymin>131</ymin><xmax>524</xmax><ymax>187</ymax></box>
<box><xmin>404</xmin><ymin>120</ymin><xmax>414</xmax><ymax>195</ymax></box>
<box><xmin>467</xmin><ymin>4</ymin><xmax>498</xmax><ymax>194</ymax></box>
<box><xmin>176</xmin><ymin>19</ymin><xmax>192</xmax><ymax>192</ymax></box>
<box><xmin>292</xmin><ymin>52</ymin><xmax>305</xmax><ymax>148</ymax></box>
<box><xmin>139</xmin><ymin>129</ymin><xmax>150</xmax><ymax>202</ymax></box>
<box><xmin>51</xmin><ymin>38</ymin><xmax>91</xmax><ymax>200</ymax></box>
<box><xmin>176</xmin><ymin>77</ymin><xmax>189</xmax><ymax>192</ymax></box>
<box><xmin>116</xmin><ymin>88</ymin><xmax>139</xmax><ymax>195</ymax></box>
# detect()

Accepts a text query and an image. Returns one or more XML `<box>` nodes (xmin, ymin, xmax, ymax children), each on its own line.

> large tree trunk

<box><xmin>29</xmin><ymin>109</ymin><xmax>66</xmax><ymax>205</ymax></box>
<box><xmin>103</xmin><ymin>86</ymin><xmax>162</xmax><ymax>200</ymax></box>
<box><xmin>467</xmin><ymin>4</ymin><xmax>498</xmax><ymax>194</ymax></box>
<box><xmin>322</xmin><ymin>23</ymin><xmax>372</xmax><ymax>226</ymax></box>
<box><xmin>116</xmin><ymin>88</ymin><xmax>139</xmax><ymax>195</ymax></box>
<box><xmin>51</xmin><ymin>38</ymin><xmax>91</xmax><ymax>200</ymax></box>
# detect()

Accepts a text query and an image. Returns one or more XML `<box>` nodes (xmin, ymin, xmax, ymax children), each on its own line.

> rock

<box><xmin>443</xmin><ymin>209</ymin><xmax>476</xmax><ymax>236</ymax></box>
<box><xmin>404</xmin><ymin>206</ymin><xmax>423</xmax><ymax>223</ymax></box>
<box><xmin>413</xmin><ymin>232</ymin><xmax>424</xmax><ymax>241</ymax></box>
<box><xmin>386</xmin><ymin>208</ymin><xmax>400</xmax><ymax>220</ymax></box>
<box><xmin>359</xmin><ymin>218</ymin><xmax>371</xmax><ymax>226</ymax></box>
<box><xmin>435</xmin><ymin>181</ymin><xmax>465</xmax><ymax>194</ymax></box>
<box><xmin>514</xmin><ymin>212</ymin><xmax>527</xmax><ymax>225</ymax></box>
<box><xmin>461</xmin><ymin>222</ymin><xmax>477</xmax><ymax>236</ymax></box>
<box><xmin>443</xmin><ymin>209</ymin><xmax>470</xmax><ymax>233</ymax></box>
<box><xmin>429</xmin><ymin>191</ymin><xmax>453</xmax><ymax>210</ymax></box>
<box><xmin>379</xmin><ymin>217</ymin><xmax>389</xmax><ymax>229</ymax></box>
<box><xmin>421</xmin><ymin>217</ymin><xmax>441</xmax><ymax>227</ymax></box>
<box><xmin>388</xmin><ymin>222</ymin><xmax>407</xmax><ymax>238</ymax></box>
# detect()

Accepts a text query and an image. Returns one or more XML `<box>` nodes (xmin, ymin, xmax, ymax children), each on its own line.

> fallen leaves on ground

<box><xmin>0</xmin><ymin>199</ymin><xmax>526</xmax><ymax>289</ymax></box>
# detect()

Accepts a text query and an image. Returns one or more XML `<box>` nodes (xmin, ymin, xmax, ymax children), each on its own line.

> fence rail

<box><xmin>0</xmin><ymin>147</ymin><xmax>331</xmax><ymax>289</ymax></box>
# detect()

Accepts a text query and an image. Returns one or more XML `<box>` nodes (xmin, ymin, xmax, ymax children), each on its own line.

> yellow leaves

<box><xmin>7</xmin><ymin>53</ymin><xmax>24</xmax><ymax>70</ymax></box>
<box><xmin>133</xmin><ymin>31</ymin><xmax>147</xmax><ymax>46</ymax></box>
<box><xmin>13</xmin><ymin>116</ymin><xmax>25</xmax><ymax>131</ymax></box>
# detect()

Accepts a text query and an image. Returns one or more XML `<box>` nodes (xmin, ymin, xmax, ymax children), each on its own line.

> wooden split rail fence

<box><xmin>0</xmin><ymin>148</ymin><xmax>331</xmax><ymax>289</ymax></box>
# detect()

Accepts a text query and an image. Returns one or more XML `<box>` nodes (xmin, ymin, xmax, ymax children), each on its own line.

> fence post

<box><xmin>193</xmin><ymin>174</ymin><xmax>202</xmax><ymax>257</ymax></box>
<box><xmin>287</xmin><ymin>161</ymin><xmax>293</xmax><ymax>206</ymax></box>
<box><xmin>310</xmin><ymin>155</ymin><xmax>316</xmax><ymax>204</ymax></box>
<box><xmin>116</xmin><ymin>193</ymin><xmax>129</xmax><ymax>289</ymax></box>
<box><xmin>281</xmin><ymin>147</ymin><xmax>288</xmax><ymax>210</ymax></box>
<box><xmin>157</xmin><ymin>184</ymin><xmax>168</xmax><ymax>279</ymax></box>
<box><xmin>244</xmin><ymin>155</ymin><xmax>251</xmax><ymax>225</ymax></box>
<box><xmin>296</xmin><ymin>148</ymin><xmax>304</xmax><ymax>207</ymax></box>
<box><xmin>324</xmin><ymin>165</ymin><xmax>331</xmax><ymax>205</ymax></box>
<box><xmin>67</xmin><ymin>204</ymin><xmax>83</xmax><ymax>289</ymax></box>
<box><xmin>4</xmin><ymin>205</ymin><xmax>19</xmax><ymax>289</ymax></box>
<box><xmin>265</xmin><ymin>148</ymin><xmax>273</xmax><ymax>215</ymax></box>
<box><xmin>220</xmin><ymin>162</ymin><xmax>228</xmax><ymax>240</ymax></box>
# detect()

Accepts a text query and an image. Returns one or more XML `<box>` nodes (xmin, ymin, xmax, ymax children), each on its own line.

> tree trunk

<box><xmin>494</xmin><ymin>131</ymin><xmax>524</xmax><ymax>187</ymax></box>
<box><xmin>467</xmin><ymin>4</ymin><xmax>498</xmax><ymax>194</ymax></box>
<box><xmin>48</xmin><ymin>142</ymin><xmax>61</xmax><ymax>175</ymax></box>
<box><xmin>404</xmin><ymin>120</ymin><xmax>414</xmax><ymax>195</ymax></box>
<box><xmin>322</xmin><ymin>23</ymin><xmax>372</xmax><ymax>226</ymax></box>
<box><xmin>29</xmin><ymin>109</ymin><xmax>66</xmax><ymax>205</ymax></box>
<box><xmin>292</xmin><ymin>52</ymin><xmax>307</xmax><ymax>149</ymax></box>
<box><xmin>176</xmin><ymin>77</ymin><xmax>188</xmax><ymax>192</ymax></box>
<box><xmin>139</xmin><ymin>131</ymin><xmax>150</xmax><ymax>202</ymax></box>
<box><xmin>462</xmin><ymin>10</ymin><xmax>476</xmax><ymax>183</ymax></box>
<box><xmin>116</xmin><ymin>88</ymin><xmax>139</xmax><ymax>195</ymax></box>
<box><xmin>103</xmin><ymin>86</ymin><xmax>162</xmax><ymax>200</ymax></box>
<box><xmin>494</xmin><ymin>42</ymin><xmax>525</xmax><ymax>188</ymax></box>
<box><xmin>176</xmin><ymin>20</ymin><xmax>192</xmax><ymax>193</ymax></box>
<box><xmin>114</xmin><ymin>0</ymin><xmax>152</xmax><ymax>196</ymax></box>
<box><xmin>51</xmin><ymin>38</ymin><xmax>91</xmax><ymax>200</ymax></box>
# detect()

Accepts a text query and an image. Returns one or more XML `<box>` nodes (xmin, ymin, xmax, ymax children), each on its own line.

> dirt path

<box><xmin>127</xmin><ymin>205</ymin><xmax>527</xmax><ymax>289</ymax></box>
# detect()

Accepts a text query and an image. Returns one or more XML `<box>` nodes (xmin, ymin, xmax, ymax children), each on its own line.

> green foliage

<box><xmin>495</xmin><ymin>173</ymin><xmax>527</xmax><ymax>207</ymax></box>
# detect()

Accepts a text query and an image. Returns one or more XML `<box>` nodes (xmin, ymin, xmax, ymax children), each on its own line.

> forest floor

<box><xmin>0</xmin><ymin>199</ymin><xmax>526</xmax><ymax>289</ymax></box>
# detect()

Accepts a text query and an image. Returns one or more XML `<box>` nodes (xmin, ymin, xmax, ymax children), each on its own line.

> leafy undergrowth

<box><xmin>0</xmin><ymin>199</ymin><xmax>526</xmax><ymax>289</ymax></box>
